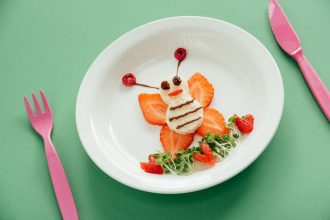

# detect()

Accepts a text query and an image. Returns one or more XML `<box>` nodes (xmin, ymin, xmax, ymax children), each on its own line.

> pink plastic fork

<box><xmin>24</xmin><ymin>90</ymin><xmax>79</xmax><ymax>220</ymax></box>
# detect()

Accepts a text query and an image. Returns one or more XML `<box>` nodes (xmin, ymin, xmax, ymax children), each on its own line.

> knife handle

<box><xmin>293</xmin><ymin>50</ymin><xmax>330</xmax><ymax>121</ymax></box>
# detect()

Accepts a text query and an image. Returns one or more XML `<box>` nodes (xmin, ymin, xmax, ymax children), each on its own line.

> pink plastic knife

<box><xmin>268</xmin><ymin>0</ymin><xmax>330</xmax><ymax>121</ymax></box>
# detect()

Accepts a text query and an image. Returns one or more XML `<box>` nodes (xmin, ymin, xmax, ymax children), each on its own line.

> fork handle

<box><xmin>293</xmin><ymin>51</ymin><xmax>330</xmax><ymax>121</ymax></box>
<box><xmin>44</xmin><ymin>136</ymin><xmax>79</xmax><ymax>220</ymax></box>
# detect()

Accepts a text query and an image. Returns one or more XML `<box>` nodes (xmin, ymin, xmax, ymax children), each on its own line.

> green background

<box><xmin>1</xmin><ymin>0</ymin><xmax>330</xmax><ymax>219</ymax></box>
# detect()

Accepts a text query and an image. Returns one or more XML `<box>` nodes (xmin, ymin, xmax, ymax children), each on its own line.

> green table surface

<box><xmin>1</xmin><ymin>0</ymin><xmax>330</xmax><ymax>219</ymax></box>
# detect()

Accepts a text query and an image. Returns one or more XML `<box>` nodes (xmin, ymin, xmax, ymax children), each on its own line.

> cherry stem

<box><xmin>135</xmin><ymin>83</ymin><xmax>159</xmax><ymax>90</ymax></box>
<box><xmin>176</xmin><ymin>60</ymin><xmax>182</xmax><ymax>76</ymax></box>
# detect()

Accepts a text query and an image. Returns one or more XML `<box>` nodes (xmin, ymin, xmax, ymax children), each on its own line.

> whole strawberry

<box><xmin>235</xmin><ymin>114</ymin><xmax>254</xmax><ymax>134</ymax></box>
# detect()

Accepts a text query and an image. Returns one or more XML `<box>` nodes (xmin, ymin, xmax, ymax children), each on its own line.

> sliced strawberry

<box><xmin>196</xmin><ymin>108</ymin><xmax>229</xmax><ymax>136</ymax></box>
<box><xmin>201</xmin><ymin>143</ymin><xmax>214</xmax><ymax>157</ymax></box>
<box><xmin>193</xmin><ymin>153</ymin><xmax>208</xmax><ymax>163</ymax></box>
<box><xmin>160</xmin><ymin>125</ymin><xmax>194</xmax><ymax>156</ymax></box>
<box><xmin>193</xmin><ymin>143</ymin><xmax>215</xmax><ymax>166</ymax></box>
<box><xmin>140</xmin><ymin>162</ymin><xmax>163</xmax><ymax>174</ymax></box>
<box><xmin>188</xmin><ymin>72</ymin><xmax>214</xmax><ymax>107</ymax></box>
<box><xmin>138</xmin><ymin>93</ymin><xmax>168</xmax><ymax>125</ymax></box>
<box><xmin>235</xmin><ymin>114</ymin><xmax>254</xmax><ymax>134</ymax></box>
<box><xmin>148</xmin><ymin>154</ymin><xmax>157</xmax><ymax>163</ymax></box>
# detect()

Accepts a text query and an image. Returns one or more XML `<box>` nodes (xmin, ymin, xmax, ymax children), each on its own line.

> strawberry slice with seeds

<box><xmin>140</xmin><ymin>162</ymin><xmax>163</xmax><ymax>174</ymax></box>
<box><xmin>193</xmin><ymin>143</ymin><xmax>215</xmax><ymax>166</ymax></box>
<box><xmin>160</xmin><ymin>125</ymin><xmax>194</xmax><ymax>156</ymax></box>
<box><xmin>196</xmin><ymin>108</ymin><xmax>229</xmax><ymax>136</ymax></box>
<box><xmin>148</xmin><ymin>154</ymin><xmax>157</xmax><ymax>163</ymax></box>
<box><xmin>138</xmin><ymin>93</ymin><xmax>168</xmax><ymax>125</ymax></box>
<box><xmin>235</xmin><ymin>114</ymin><xmax>254</xmax><ymax>134</ymax></box>
<box><xmin>188</xmin><ymin>72</ymin><xmax>214</xmax><ymax>107</ymax></box>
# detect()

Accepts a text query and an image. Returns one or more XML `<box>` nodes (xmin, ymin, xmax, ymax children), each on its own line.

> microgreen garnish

<box><xmin>228</xmin><ymin>114</ymin><xmax>237</xmax><ymax>126</ymax></box>
<box><xmin>144</xmin><ymin>115</ymin><xmax>243</xmax><ymax>175</ymax></box>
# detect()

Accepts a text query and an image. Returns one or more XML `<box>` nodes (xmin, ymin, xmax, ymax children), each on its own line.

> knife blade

<box><xmin>268</xmin><ymin>0</ymin><xmax>301</xmax><ymax>55</ymax></box>
<box><xmin>268</xmin><ymin>0</ymin><xmax>330</xmax><ymax>121</ymax></box>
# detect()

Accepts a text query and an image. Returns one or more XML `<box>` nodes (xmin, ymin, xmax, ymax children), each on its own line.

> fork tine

<box><xmin>24</xmin><ymin>96</ymin><xmax>34</xmax><ymax>120</ymax></box>
<box><xmin>32</xmin><ymin>92</ymin><xmax>42</xmax><ymax>114</ymax></box>
<box><xmin>40</xmin><ymin>89</ymin><xmax>51</xmax><ymax>114</ymax></box>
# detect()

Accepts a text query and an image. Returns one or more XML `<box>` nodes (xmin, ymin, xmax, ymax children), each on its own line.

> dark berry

<box><xmin>174</xmin><ymin>48</ymin><xmax>186</xmax><ymax>61</ymax></box>
<box><xmin>122</xmin><ymin>73</ymin><xmax>136</xmax><ymax>86</ymax></box>
<box><xmin>172</xmin><ymin>76</ymin><xmax>182</xmax><ymax>86</ymax></box>
<box><xmin>161</xmin><ymin>81</ymin><xmax>170</xmax><ymax>90</ymax></box>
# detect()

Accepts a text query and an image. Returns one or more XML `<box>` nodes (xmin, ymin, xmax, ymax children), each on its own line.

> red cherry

<box><xmin>122</xmin><ymin>73</ymin><xmax>136</xmax><ymax>86</ymax></box>
<box><xmin>174</xmin><ymin>48</ymin><xmax>186</xmax><ymax>61</ymax></box>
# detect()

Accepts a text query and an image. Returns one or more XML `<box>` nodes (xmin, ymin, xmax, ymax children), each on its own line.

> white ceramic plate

<box><xmin>76</xmin><ymin>16</ymin><xmax>284</xmax><ymax>194</ymax></box>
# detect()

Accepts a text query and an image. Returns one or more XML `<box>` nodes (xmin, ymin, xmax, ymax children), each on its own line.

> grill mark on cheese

<box><xmin>176</xmin><ymin>117</ymin><xmax>202</xmax><ymax>129</ymax></box>
<box><xmin>169</xmin><ymin>107</ymin><xmax>203</xmax><ymax>122</ymax></box>
<box><xmin>169</xmin><ymin>98</ymin><xmax>194</xmax><ymax>110</ymax></box>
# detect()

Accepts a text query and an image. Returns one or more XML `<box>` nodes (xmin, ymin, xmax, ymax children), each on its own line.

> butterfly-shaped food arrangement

<box><xmin>122</xmin><ymin>48</ymin><xmax>254</xmax><ymax>175</ymax></box>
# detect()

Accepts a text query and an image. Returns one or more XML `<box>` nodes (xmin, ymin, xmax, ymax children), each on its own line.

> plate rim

<box><xmin>75</xmin><ymin>16</ymin><xmax>284</xmax><ymax>194</ymax></box>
